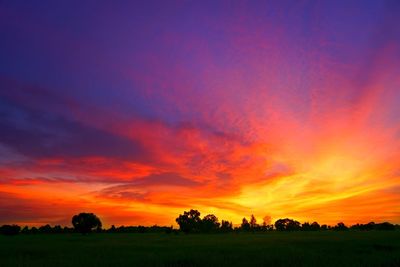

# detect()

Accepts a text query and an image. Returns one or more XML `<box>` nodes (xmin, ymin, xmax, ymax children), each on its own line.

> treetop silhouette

<box><xmin>72</xmin><ymin>212</ymin><xmax>102</xmax><ymax>234</ymax></box>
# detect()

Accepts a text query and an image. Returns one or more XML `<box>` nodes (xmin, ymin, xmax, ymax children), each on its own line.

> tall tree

<box><xmin>250</xmin><ymin>215</ymin><xmax>258</xmax><ymax>229</ymax></box>
<box><xmin>202</xmin><ymin>214</ymin><xmax>220</xmax><ymax>232</ymax></box>
<box><xmin>241</xmin><ymin>217</ymin><xmax>250</xmax><ymax>231</ymax></box>
<box><xmin>176</xmin><ymin>209</ymin><xmax>202</xmax><ymax>233</ymax></box>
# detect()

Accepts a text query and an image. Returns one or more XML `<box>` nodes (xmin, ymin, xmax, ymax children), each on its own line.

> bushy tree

<box><xmin>274</xmin><ymin>218</ymin><xmax>301</xmax><ymax>231</ymax></box>
<box><xmin>220</xmin><ymin>220</ymin><xmax>233</xmax><ymax>232</ymax></box>
<box><xmin>176</xmin><ymin>209</ymin><xmax>202</xmax><ymax>233</ymax></box>
<box><xmin>301</xmin><ymin>221</ymin><xmax>321</xmax><ymax>231</ymax></box>
<box><xmin>53</xmin><ymin>225</ymin><xmax>63</xmax><ymax>233</ymax></box>
<box><xmin>310</xmin><ymin>221</ymin><xmax>320</xmax><ymax>231</ymax></box>
<box><xmin>21</xmin><ymin>226</ymin><xmax>29</xmax><ymax>234</ymax></box>
<box><xmin>72</xmin><ymin>213</ymin><xmax>102</xmax><ymax>234</ymax></box>
<box><xmin>39</xmin><ymin>224</ymin><xmax>52</xmax><ymax>233</ymax></box>
<box><xmin>350</xmin><ymin>222</ymin><xmax>395</xmax><ymax>231</ymax></box>
<box><xmin>301</xmin><ymin>222</ymin><xmax>311</xmax><ymax>231</ymax></box>
<box><xmin>241</xmin><ymin>217</ymin><xmax>250</xmax><ymax>231</ymax></box>
<box><xmin>333</xmin><ymin>222</ymin><xmax>348</xmax><ymax>231</ymax></box>
<box><xmin>376</xmin><ymin>222</ymin><xmax>395</xmax><ymax>230</ymax></box>
<box><xmin>202</xmin><ymin>214</ymin><xmax>220</xmax><ymax>232</ymax></box>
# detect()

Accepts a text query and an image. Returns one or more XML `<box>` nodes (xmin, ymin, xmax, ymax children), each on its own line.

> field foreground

<box><xmin>1</xmin><ymin>231</ymin><xmax>400</xmax><ymax>267</ymax></box>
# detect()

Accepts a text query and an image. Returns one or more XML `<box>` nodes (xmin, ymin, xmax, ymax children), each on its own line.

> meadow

<box><xmin>1</xmin><ymin>231</ymin><xmax>399</xmax><ymax>267</ymax></box>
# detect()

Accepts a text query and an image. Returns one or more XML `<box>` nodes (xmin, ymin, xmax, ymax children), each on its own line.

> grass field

<box><xmin>1</xmin><ymin>231</ymin><xmax>400</xmax><ymax>266</ymax></box>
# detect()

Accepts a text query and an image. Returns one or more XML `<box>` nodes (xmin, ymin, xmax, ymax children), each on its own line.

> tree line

<box><xmin>174</xmin><ymin>209</ymin><xmax>397</xmax><ymax>233</ymax></box>
<box><xmin>1</xmin><ymin>210</ymin><xmax>398</xmax><ymax>235</ymax></box>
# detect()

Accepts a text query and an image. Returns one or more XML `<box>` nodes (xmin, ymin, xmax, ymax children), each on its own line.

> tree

<box><xmin>21</xmin><ymin>226</ymin><xmax>29</xmax><ymax>234</ymax></box>
<box><xmin>175</xmin><ymin>209</ymin><xmax>202</xmax><ymax>233</ymax></box>
<box><xmin>241</xmin><ymin>217</ymin><xmax>250</xmax><ymax>231</ymax></box>
<box><xmin>350</xmin><ymin>222</ymin><xmax>395</xmax><ymax>231</ymax></box>
<box><xmin>39</xmin><ymin>224</ymin><xmax>52</xmax><ymax>234</ymax></box>
<box><xmin>301</xmin><ymin>222</ymin><xmax>311</xmax><ymax>231</ymax></box>
<box><xmin>320</xmin><ymin>224</ymin><xmax>328</xmax><ymax>230</ymax></box>
<box><xmin>249</xmin><ymin>215</ymin><xmax>258</xmax><ymax>229</ymax></box>
<box><xmin>220</xmin><ymin>220</ymin><xmax>233</xmax><ymax>232</ymax></box>
<box><xmin>333</xmin><ymin>222</ymin><xmax>348</xmax><ymax>231</ymax></box>
<box><xmin>202</xmin><ymin>214</ymin><xmax>220</xmax><ymax>232</ymax></box>
<box><xmin>376</xmin><ymin>222</ymin><xmax>395</xmax><ymax>230</ymax></box>
<box><xmin>274</xmin><ymin>218</ymin><xmax>301</xmax><ymax>231</ymax></box>
<box><xmin>72</xmin><ymin>213</ymin><xmax>102</xmax><ymax>234</ymax></box>
<box><xmin>53</xmin><ymin>225</ymin><xmax>63</xmax><ymax>233</ymax></box>
<box><xmin>310</xmin><ymin>222</ymin><xmax>320</xmax><ymax>231</ymax></box>
<box><xmin>301</xmin><ymin>221</ymin><xmax>320</xmax><ymax>231</ymax></box>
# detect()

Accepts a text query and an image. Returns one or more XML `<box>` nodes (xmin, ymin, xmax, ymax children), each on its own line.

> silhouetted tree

<box><xmin>52</xmin><ymin>225</ymin><xmax>62</xmax><ymax>233</ymax></box>
<box><xmin>4</xmin><ymin>214</ymin><xmax>399</xmax><ymax>235</ymax></box>
<box><xmin>241</xmin><ymin>217</ymin><xmax>250</xmax><ymax>231</ymax></box>
<box><xmin>350</xmin><ymin>221</ymin><xmax>395</xmax><ymax>231</ymax></box>
<box><xmin>72</xmin><ymin>213</ymin><xmax>102</xmax><ymax>234</ymax></box>
<box><xmin>301</xmin><ymin>222</ymin><xmax>311</xmax><ymax>231</ymax></box>
<box><xmin>0</xmin><ymin>225</ymin><xmax>20</xmax><ymax>235</ymax></box>
<box><xmin>21</xmin><ymin>226</ymin><xmax>29</xmax><ymax>234</ymax></box>
<box><xmin>220</xmin><ymin>220</ymin><xmax>233</xmax><ymax>232</ymax></box>
<box><xmin>376</xmin><ymin>222</ymin><xmax>395</xmax><ymax>230</ymax></box>
<box><xmin>249</xmin><ymin>215</ymin><xmax>258</xmax><ymax>229</ymax></box>
<box><xmin>176</xmin><ymin>209</ymin><xmax>202</xmax><ymax>233</ymax></box>
<box><xmin>274</xmin><ymin>218</ymin><xmax>301</xmax><ymax>231</ymax></box>
<box><xmin>202</xmin><ymin>214</ymin><xmax>220</xmax><ymax>232</ymax></box>
<box><xmin>302</xmin><ymin>221</ymin><xmax>321</xmax><ymax>231</ymax></box>
<box><xmin>310</xmin><ymin>222</ymin><xmax>320</xmax><ymax>231</ymax></box>
<box><xmin>39</xmin><ymin>224</ymin><xmax>52</xmax><ymax>234</ymax></box>
<box><xmin>333</xmin><ymin>222</ymin><xmax>348</xmax><ymax>231</ymax></box>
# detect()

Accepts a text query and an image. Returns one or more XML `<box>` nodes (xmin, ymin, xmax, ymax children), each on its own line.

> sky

<box><xmin>0</xmin><ymin>0</ymin><xmax>400</xmax><ymax>227</ymax></box>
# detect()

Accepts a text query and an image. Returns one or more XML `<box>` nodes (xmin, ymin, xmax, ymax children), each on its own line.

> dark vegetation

<box><xmin>1</xmin><ymin>210</ymin><xmax>398</xmax><ymax>235</ymax></box>
<box><xmin>1</xmin><ymin>210</ymin><xmax>400</xmax><ymax>266</ymax></box>
<box><xmin>71</xmin><ymin>212</ymin><xmax>102</xmax><ymax>234</ymax></box>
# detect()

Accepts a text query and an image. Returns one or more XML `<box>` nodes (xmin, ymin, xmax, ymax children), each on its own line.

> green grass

<box><xmin>1</xmin><ymin>231</ymin><xmax>400</xmax><ymax>266</ymax></box>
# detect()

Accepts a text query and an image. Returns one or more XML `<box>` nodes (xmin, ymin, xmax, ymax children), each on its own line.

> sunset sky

<box><xmin>1</xmin><ymin>0</ymin><xmax>400</xmax><ymax>227</ymax></box>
